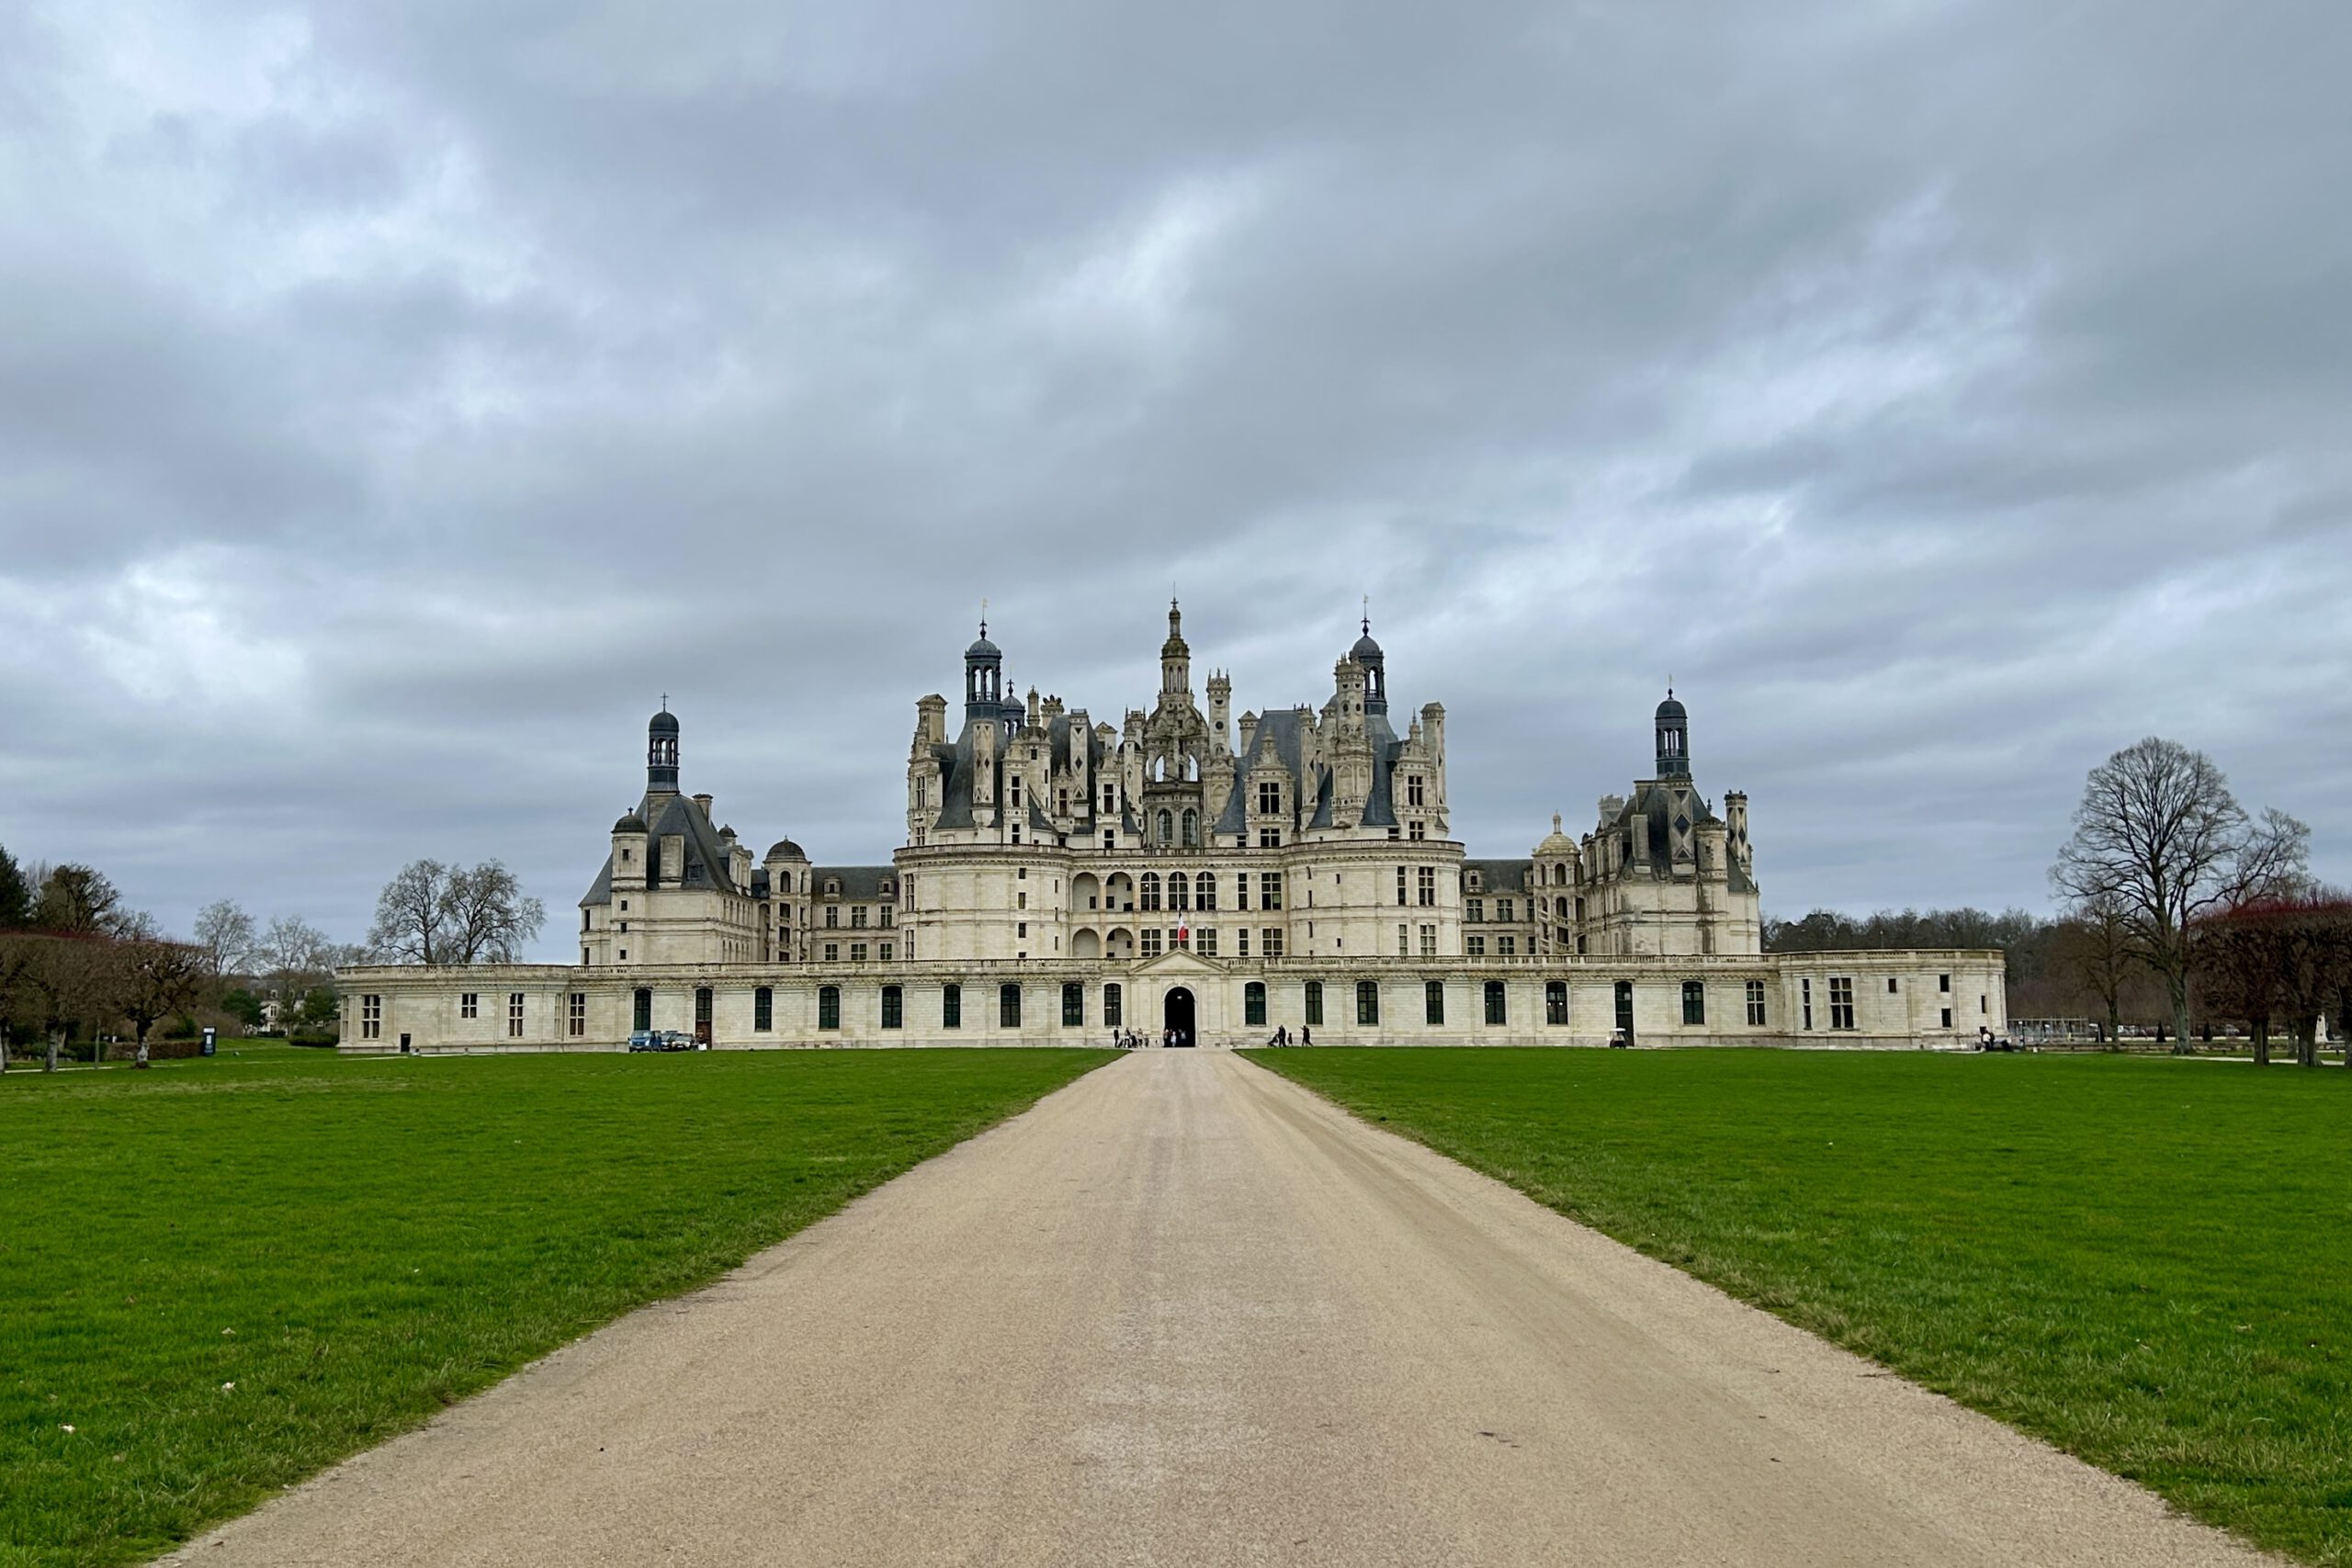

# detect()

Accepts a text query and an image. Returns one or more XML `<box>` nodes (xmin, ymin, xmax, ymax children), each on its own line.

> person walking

<box><xmin>1299</xmin><ymin>1025</ymin><xmax>1312</xmax><ymax>1047</ymax></box>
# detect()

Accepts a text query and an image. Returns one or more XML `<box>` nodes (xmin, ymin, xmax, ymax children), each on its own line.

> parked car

<box><xmin>627</xmin><ymin>1031</ymin><xmax>662</xmax><ymax>1053</ymax></box>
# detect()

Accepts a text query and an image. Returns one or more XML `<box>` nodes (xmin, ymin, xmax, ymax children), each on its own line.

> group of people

<box><xmin>1261</xmin><ymin>1026</ymin><xmax>1310</xmax><ymax>1047</ymax></box>
<box><xmin>1113</xmin><ymin>1029</ymin><xmax>1192</xmax><ymax>1050</ymax></box>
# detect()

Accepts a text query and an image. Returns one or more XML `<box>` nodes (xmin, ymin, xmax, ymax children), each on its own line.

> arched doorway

<box><xmin>1163</xmin><ymin>987</ymin><xmax>1196</xmax><ymax>1048</ymax></box>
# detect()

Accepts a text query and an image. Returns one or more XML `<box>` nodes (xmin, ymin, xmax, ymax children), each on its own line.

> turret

<box><xmin>1350</xmin><ymin>617</ymin><xmax>1387</xmax><ymax>715</ymax></box>
<box><xmin>646</xmin><ymin>706</ymin><xmax>680</xmax><ymax>797</ymax></box>
<box><xmin>964</xmin><ymin>621</ymin><xmax>1003</xmax><ymax>728</ymax></box>
<box><xmin>1206</xmin><ymin>671</ymin><xmax>1231</xmax><ymax>754</ymax></box>
<box><xmin>1160</xmin><ymin>600</ymin><xmax>1193</xmax><ymax>701</ymax></box>
<box><xmin>1656</xmin><ymin>689</ymin><xmax>1690</xmax><ymax>778</ymax></box>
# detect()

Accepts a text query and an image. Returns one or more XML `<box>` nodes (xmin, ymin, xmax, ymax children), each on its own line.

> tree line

<box><xmin>0</xmin><ymin>847</ymin><xmax>545</xmax><ymax>1069</ymax></box>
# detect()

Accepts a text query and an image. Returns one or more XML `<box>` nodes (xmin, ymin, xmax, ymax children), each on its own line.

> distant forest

<box><xmin>1763</xmin><ymin>908</ymin><xmax>2167</xmax><ymax>1027</ymax></box>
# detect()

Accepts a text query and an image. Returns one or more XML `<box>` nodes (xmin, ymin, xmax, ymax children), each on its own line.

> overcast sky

<box><xmin>3</xmin><ymin>2</ymin><xmax>2346</xmax><ymax>958</ymax></box>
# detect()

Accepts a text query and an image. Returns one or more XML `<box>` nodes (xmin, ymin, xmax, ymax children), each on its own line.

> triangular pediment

<box><xmin>1131</xmin><ymin>948</ymin><xmax>1225</xmax><ymax>977</ymax></box>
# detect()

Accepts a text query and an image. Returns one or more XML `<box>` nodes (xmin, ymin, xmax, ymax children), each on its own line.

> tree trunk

<box><xmin>46</xmin><ymin>1030</ymin><xmax>62</xmax><ymax>1072</ymax></box>
<box><xmin>2252</xmin><ymin>1018</ymin><xmax>2270</xmax><ymax>1066</ymax></box>
<box><xmin>2298</xmin><ymin>1014</ymin><xmax>2320</xmax><ymax>1067</ymax></box>
<box><xmin>2166</xmin><ymin>970</ymin><xmax>2193</xmax><ymax>1055</ymax></box>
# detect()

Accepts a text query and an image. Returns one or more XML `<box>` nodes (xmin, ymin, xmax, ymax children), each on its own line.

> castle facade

<box><xmin>339</xmin><ymin>606</ymin><xmax>2004</xmax><ymax>1051</ymax></box>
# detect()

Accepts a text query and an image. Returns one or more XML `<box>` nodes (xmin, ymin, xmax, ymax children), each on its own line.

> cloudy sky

<box><xmin>2</xmin><ymin>1</ymin><xmax>2346</xmax><ymax>957</ymax></box>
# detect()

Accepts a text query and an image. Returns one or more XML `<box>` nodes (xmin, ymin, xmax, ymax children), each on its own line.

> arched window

<box><xmin>1556</xmin><ymin>896</ymin><xmax>1569</xmax><ymax>918</ymax></box>
<box><xmin>1304</xmin><ymin>981</ymin><xmax>1325</xmax><ymax>1027</ymax></box>
<box><xmin>1062</xmin><ymin>982</ymin><xmax>1084</xmax><ymax>1027</ymax></box>
<box><xmin>1245</xmin><ymin>982</ymin><xmax>1267</xmax><ymax>1027</ymax></box>
<box><xmin>1425</xmin><ymin>981</ymin><xmax>1445</xmax><ymax>1026</ymax></box>
<box><xmin>1545</xmin><ymin>980</ymin><xmax>1568</xmax><ymax>1026</ymax></box>
<box><xmin>1103</xmin><ymin>983</ymin><xmax>1123</xmax><ymax>1027</ymax></box>
<box><xmin>818</xmin><ymin>986</ymin><xmax>841</xmax><ymax>1030</ymax></box>
<box><xmin>881</xmin><ymin>985</ymin><xmax>903</xmax><ymax>1029</ymax></box>
<box><xmin>1682</xmin><ymin>981</ymin><xmax>1706</xmax><ymax>1026</ymax></box>
<box><xmin>1140</xmin><ymin>874</ymin><xmax>1161</xmax><ymax>911</ymax></box>
<box><xmin>1169</xmin><ymin>874</ymin><xmax>1189</xmax><ymax>912</ymax></box>
<box><xmin>754</xmin><ymin>987</ymin><xmax>774</xmax><ymax>1032</ymax></box>
<box><xmin>1000</xmin><ymin>984</ymin><xmax>1022</xmax><ymax>1028</ymax></box>
<box><xmin>1195</xmin><ymin>872</ymin><xmax>1216</xmax><ymax>909</ymax></box>
<box><xmin>1553</xmin><ymin>863</ymin><xmax>1567</xmax><ymax>885</ymax></box>
<box><xmin>1157</xmin><ymin>809</ymin><xmax>1173</xmax><ymax>844</ymax></box>
<box><xmin>1484</xmin><ymin>980</ymin><xmax>1508</xmax><ymax>1026</ymax></box>
<box><xmin>1182</xmin><ymin>809</ymin><xmax>1198</xmax><ymax>846</ymax></box>
<box><xmin>1356</xmin><ymin>980</ymin><xmax>1381</xmax><ymax>1026</ymax></box>
<box><xmin>632</xmin><ymin>988</ymin><xmax>651</xmax><ymax>1032</ymax></box>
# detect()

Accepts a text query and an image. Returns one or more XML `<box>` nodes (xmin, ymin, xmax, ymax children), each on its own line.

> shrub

<box><xmin>288</xmin><ymin>1028</ymin><xmax>339</xmax><ymax>1048</ymax></box>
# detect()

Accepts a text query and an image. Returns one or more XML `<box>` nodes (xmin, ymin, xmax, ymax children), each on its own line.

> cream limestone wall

<box><xmin>339</xmin><ymin>950</ymin><xmax>2007</xmax><ymax>1054</ymax></box>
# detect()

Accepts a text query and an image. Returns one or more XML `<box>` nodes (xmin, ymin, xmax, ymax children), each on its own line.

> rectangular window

<box><xmin>1198</xmin><ymin>928</ymin><xmax>1218</xmax><ymax>957</ymax></box>
<box><xmin>1498</xmin><ymin>898</ymin><xmax>1514</xmax><ymax>923</ymax></box>
<box><xmin>1545</xmin><ymin>980</ymin><xmax>1568</xmax><ymax>1026</ymax></box>
<box><xmin>851</xmin><ymin>942</ymin><xmax>867</xmax><ymax>963</ymax></box>
<box><xmin>1887</xmin><ymin>976</ymin><xmax>1898</xmax><ymax>994</ymax></box>
<box><xmin>1259</xmin><ymin>828</ymin><xmax>1281</xmax><ymax>848</ymax></box>
<box><xmin>1417</xmin><ymin>866</ymin><xmax>1435</xmax><ymax>906</ymax></box>
<box><xmin>1103</xmin><ymin>984</ymin><xmax>1122</xmax><ymax>1027</ymax></box>
<box><xmin>1259</xmin><ymin>781</ymin><xmax>1282</xmax><ymax>814</ymax></box>
<box><xmin>1939</xmin><ymin>973</ymin><xmax>1951</xmax><ymax>992</ymax></box>
<box><xmin>1466</xmin><ymin>898</ymin><xmax>1484</xmax><ymax>923</ymax></box>
<box><xmin>1396</xmin><ymin>923</ymin><xmax>1409</xmax><ymax>955</ymax></box>
<box><xmin>460</xmin><ymin>992</ymin><xmax>478</xmax><ymax>1019</ymax></box>
<box><xmin>1236</xmin><ymin>927</ymin><xmax>1250</xmax><ymax>957</ymax></box>
<box><xmin>942</xmin><ymin>984</ymin><xmax>961</xmax><ymax>1029</ymax></box>
<box><xmin>1408</xmin><ymin>821</ymin><xmax>1425</xmax><ymax>840</ymax></box>
<box><xmin>1000</xmin><ymin>984</ymin><xmax>1022</xmax><ymax>1028</ymax></box>
<box><xmin>361</xmin><ymin>994</ymin><xmax>381</xmax><ymax>1040</ymax></box>
<box><xmin>1408</xmin><ymin>774</ymin><xmax>1425</xmax><ymax>807</ymax></box>
<box><xmin>1261</xmin><ymin>873</ymin><xmax>1282</xmax><ymax>909</ymax></box>
<box><xmin>879</xmin><ymin>942</ymin><xmax>894</xmax><ymax>962</ymax></box>
<box><xmin>1485</xmin><ymin>980</ymin><xmax>1508</xmax><ymax>1027</ymax></box>
<box><xmin>1142</xmin><ymin>929</ymin><xmax>1162</xmax><ymax>958</ymax></box>
<box><xmin>1062</xmin><ymin>983</ymin><xmax>1084</xmax><ymax>1028</ymax></box>
<box><xmin>1262</xmin><ymin>928</ymin><xmax>1284</xmax><ymax>958</ymax></box>
<box><xmin>818</xmin><ymin>987</ymin><xmax>840</xmax><ymax>1029</ymax></box>
<box><xmin>1419</xmin><ymin>925</ymin><xmax>1436</xmax><ymax>957</ymax></box>
<box><xmin>1305</xmin><ymin>981</ymin><xmax>1324</xmax><ymax>1026</ymax></box>
<box><xmin>1802</xmin><ymin>977</ymin><xmax>1814</xmax><ymax>1030</ymax></box>
<box><xmin>1170</xmin><ymin>927</ymin><xmax>1187</xmax><ymax>951</ymax></box>
<box><xmin>568</xmin><ymin>992</ymin><xmax>586</xmax><ymax>1037</ymax></box>
<box><xmin>1466</xmin><ymin>934</ymin><xmax>1487</xmax><ymax>956</ymax></box>
<box><xmin>1498</xmin><ymin>935</ymin><xmax>1516</xmax><ymax>957</ymax></box>
<box><xmin>880</xmin><ymin>907</ymin><xmax>894</xmax><ymax>928</ymax></box>
<box><xmin>852</xmin><ymin>906</ymin><xmax>868</xmax><ymax>928</ymax></box>
<box><xmin>824</xmin><ymin>942</ymin><xmax>839</xmax><ymax>963</ymax></box>
<box><xmin>508</xmin><ymin>992</ymin><xmax>526</xmax><ymax>1038</ymax></box>
<box><xmin>1829</xmin><ymin>976</ymin><xmax>1856</xmax><ymax>1030</ymax></box>
<box><xmin>1682</xmin><ymin>981</ymin><xmax>1705</xmax><ymax>1026</ymax></box>
<box><xmin>754</xmin><ymin>987</ymin><xmax>774</xmax><ymax>1031</ymax></box>
<box><xmin>1396</xmin><ymin>865</ymin><xmax>1408</xmax><ymax>905</ymax></box>
<box><xmin>1245</xmin><ymin>982</ymin><xmax>1267</xmax><ymax>1027</ymax></box>
<box><xmin>882</xmin><ymin>986</ymin><xmax>904</xmax><ymax>1029</ymax></box>
<box><xmin>1745</xmin><ymin>979</ymin><xmax>1767</xmax><ymax>1027</ymax></box>
<box><xmin>1425</xmin><ymin>981</ymin><xmax>1444</xmax><ymax>1025</ymax></box>
<box><xmin>1940</xmin><ymin>1007</ymin><xmax>1953</xmax><ymax>1029</ymax></box>
<box><xmin>1356</xmin><ymin>981</ymin><xmax>1381</xmax><ymax>1026</ymax></box>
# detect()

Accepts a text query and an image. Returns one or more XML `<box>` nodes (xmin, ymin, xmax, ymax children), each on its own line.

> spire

<box><xmin>1655</xmin><ymin>685</ymin><xmax>1690</xmax><ymax>778</ymax></box>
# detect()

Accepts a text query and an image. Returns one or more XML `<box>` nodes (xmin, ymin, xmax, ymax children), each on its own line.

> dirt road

<box><xmin>172</xmin><ymin>1050</ymin><xmax>2274</xmax><ymax>1566</ymax></box>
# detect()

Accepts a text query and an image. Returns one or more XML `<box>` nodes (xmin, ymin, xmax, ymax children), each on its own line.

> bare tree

<box><xmin>32</xmin><ymin>864</ymin><xmax>130</xmax><ymax>936</ymax></box>
<box><xmin>368</xmin><ymin>860</ymin><xmax>453</xmax><ymax>965</ymax></box>
<box><xmin>256</xmin><ymin>914</ymin><xmax>334</xmax><ymax>1021</ymax></box>
<box><xmin>116</xmin><ymin>938</ymin><xmax>207</xmax><ymax>1058</ymax></box>
<box><xmin>192</xmin><ymin>900</ymin><xmax>258</xmax><ymax>979</ymax></box>
<box><xmin>367</xmin><ymin>860</ymin><xmax>544</xmax><ymax>965</ymax></box>
<box><xmin>444</xmin><ymin>862</ymin><xmax>545</xmax><ymax>964</ymax></box>
<box><xmin>2052</xmin><ymin>738</ymin><xmax>2311</xmax><ymax>1053</ymax></box>
<box><xmin>2051</xmin><ymin>893</ymin><xmax>2139</xmax><ymax>1046</ymax></box>
<box><xmin>2190</xmin><ymin>910</ymin><xmax>2283</xmax><ymax>1065</ymax></box>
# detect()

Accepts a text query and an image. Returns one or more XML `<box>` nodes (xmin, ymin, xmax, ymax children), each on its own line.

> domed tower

<box><xmin>1655</xmin><ymin>689</ymin><xmax>1690</xmax><ymax>778</ymax></box>
<box><xmin>964</xmin><ymin>620</ymin><xmax>1003</xmax><ymax>728</ymax></box>
<box><xmin>1160</xmin><ymin>599</ymin><xmax>1193</xmax><ymax>701</ymax></box>
<box><xmin>647</xmin><ymin>706</ymin><xmax>681</xmax><ymax>797</ymax></box>
<box><xmin>1351</xmin><ymin>616</ymin><xmax>1387</xmax><ymax>716</ymax></box>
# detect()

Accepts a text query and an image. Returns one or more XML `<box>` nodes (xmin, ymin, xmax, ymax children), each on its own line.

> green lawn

<box><xmin>1246</xmin><ymin>1048</ymin><xmax>2352</xmax><ymax>1566</ymax></box>
<box><xmin>1</xmin><ymin>1047</ymin><xmax>1105</xmax><ymax>1568</ymax></box>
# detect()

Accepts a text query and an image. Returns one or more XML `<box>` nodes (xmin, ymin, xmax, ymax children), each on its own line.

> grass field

<box><xmin>1246</xmin><ymin>1048</ymin><xmax>2352</xmax><ymax>1566</ymax></box>
<box><xmin>1</xmin><ymin>1046</ymin><xmax>1105</xmax><ymax>1568</ymax></box>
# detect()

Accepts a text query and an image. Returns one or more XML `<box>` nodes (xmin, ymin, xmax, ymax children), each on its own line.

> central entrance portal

<box><xmin>1164</xmin><ymin>987</ymin><xmax>1196</xmax><ymax>1048</ymax></box>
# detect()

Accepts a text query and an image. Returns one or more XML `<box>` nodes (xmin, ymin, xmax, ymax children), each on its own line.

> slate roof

<box><xmin>581</xmin><ymin>789</ymin><xmax>742</xmax><ymax>908</ymax></box>
<box><xmin>1460</xmin><ymin>858</ymin><xmax>1533</xmax><ymax>895</ymax></box>
<box><xmin>812</xmin><ymin>865</ymin><xmax>897</xmax><ymax>900</ymax></box>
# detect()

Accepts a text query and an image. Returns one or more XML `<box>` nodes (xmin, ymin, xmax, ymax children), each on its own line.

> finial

<box><xmin>1362</xmin><ymin>593</ymin><xmax>1370</xmax><ymax>636</ymax></box>
<box><xmin>979</xmin><ymin>596</ymin><xmax>988</xmax><ymax>638</ymax></box>
<box><xmin>660</xmin><ymin>692</ymin><xmax>669</xmax><ymax>713</ymax></box>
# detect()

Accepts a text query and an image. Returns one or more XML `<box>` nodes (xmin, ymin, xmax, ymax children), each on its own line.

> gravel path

<box><xmin>170</xmin><ymin>1050</ymin><xmax>2278</xmax><ymax>1566</ymax></box>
